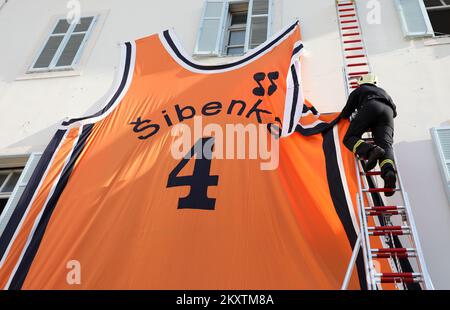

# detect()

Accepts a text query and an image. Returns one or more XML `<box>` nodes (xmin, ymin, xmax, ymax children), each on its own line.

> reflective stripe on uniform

<box><xmin>380</xmin><ymin>159</ymin><xmax>395</xmax><ymax>168</ymax></box>
<box><xmin>352</xmin><ymin>139</ymin><xmax>365</xmax><ymax>154</ymax></box>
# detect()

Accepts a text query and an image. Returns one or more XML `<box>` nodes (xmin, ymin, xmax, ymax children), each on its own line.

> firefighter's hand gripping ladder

<box><xmin>335</xmin><ymin>0</ymin><xmax>434</xmax><ymax>290</ymax></box>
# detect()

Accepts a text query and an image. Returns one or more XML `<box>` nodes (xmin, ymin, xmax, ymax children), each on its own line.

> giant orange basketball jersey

<box><xmin>0</xmin><ymin>21</ymin><xmax>383</xmax><ymax>289</ymax></box>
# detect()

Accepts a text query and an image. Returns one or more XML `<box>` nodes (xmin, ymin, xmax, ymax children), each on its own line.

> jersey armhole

<box><xmin>58</xmin><ymin>41</ymin><xmax>136</xmax><ymax>129</ymax></box>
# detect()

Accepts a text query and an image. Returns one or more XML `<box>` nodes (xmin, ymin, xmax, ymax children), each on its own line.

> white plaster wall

<box><xmin>0</xmin><ymin>0</ymin><xmax>449</xmax><ymax>288</ymax></box>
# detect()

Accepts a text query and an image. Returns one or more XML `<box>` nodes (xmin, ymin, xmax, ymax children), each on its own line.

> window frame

<box><xmin>195</xmin><ymin>0</ymin><xmax>273</xmax><ymax>57</ymax></box>
<box><xmin>244</xmin><ymin>0</ymin><xmax>273</xmax><ymax>53</ymax></box>
<box><xmin>430</xmin><ymin>127</ymin><xmax>450</xmax><ymax>203</ymax></box>
<box><xmin>223</xmin><ymin>8</ymin><xmax>248</xmax><ymax>55</ymax></box>
<box><xmin>0</xmin><ymin>168</ymin><xmax>24</xmax><ymax>197</ymax></box>
<box><xmin>424</xmin><ymin>0</ymin><xmax>450</xmax><ymax>37</ymax></box>
<box><xmin>28</xmin><ymin>15</ymin><xmax>98</xmax><ymax>73</ymax></box>
<box><xmin>0</xmin><ymin>153</ymin><xmax>42</xmax><ymax>237</ymax></box>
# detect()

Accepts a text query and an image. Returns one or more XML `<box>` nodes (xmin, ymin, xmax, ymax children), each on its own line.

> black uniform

<box><xmin>342</xmin><ymin>84</ymin><xmax>397</xmax><ymax>174</ymax></box>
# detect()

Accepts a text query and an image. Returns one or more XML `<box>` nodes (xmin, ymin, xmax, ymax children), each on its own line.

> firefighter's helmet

<box><xmin>358</xmin><ymin>73</ymin><xmax>378</xmax><ymax>86</ymax></box>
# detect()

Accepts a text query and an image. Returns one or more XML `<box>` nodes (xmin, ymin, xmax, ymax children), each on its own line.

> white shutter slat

<box><xmin>56</xmin><ymin>33</ymin><xmax>86</xmax><ymax>67</ymax></box>
<box><xmin>437</xmin><ymin>130</ymin><xmax>450</xmax><ymax>161</ymax></box>
<box><xmin>54</xmin><ymin>16</ymin><xmax>96</xmax><ymax>68</ymax></box>
<box><xmin>33</xmin><ymin>35</ymin><xmax>65</xmax><ymax>69</ymax></box>
<box><xmin>395</xmin><ymin>0</ymin><xmax>434</xmax><ymax>37</ymax></box>
<box><xmin>431</xmin><ymin>127</ymin><xmax>450</xmax><ymax>203</ymax></box>
<box><xmin>194</xmin><ymin>0</ymin><xmax>228</xmax><ymax>55</ymax></box>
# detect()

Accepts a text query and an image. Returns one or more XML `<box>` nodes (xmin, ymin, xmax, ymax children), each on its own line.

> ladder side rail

<box><xmin>354</xmin><ymin>158</ymin><xmax>375</xmax><ymax>290</ymax></box>
<box><xmin>341</xmin><ymin>233</ymin><xmax>362</xmax><ymax>290</ymax></box>
<box><xmin>336</xmin><ymin>2</ymin><xmax>353</xmax><ymax>97</ymax></box>
<box><xmin>351</xmin><ymin>0</ymin><xmax>373</xmax><ymax>73</ymax></box>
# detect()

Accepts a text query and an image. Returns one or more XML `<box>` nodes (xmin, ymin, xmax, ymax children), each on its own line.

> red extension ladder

<box><xmin>335</xmin><ymin>0</ymin><xmax>434</xmax><ymax>290</ymax></box>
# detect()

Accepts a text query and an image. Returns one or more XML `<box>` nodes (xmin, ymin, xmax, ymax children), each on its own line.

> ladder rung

<box><xmin>339</xmin><ymin>8</ymin><xmax>355</xmax><ymax>12</ymax></box>
<box><xmin>349</xmin><ymin>71</ymin><xmax>369</xmax><ymax>76</ymax></box>
<box><xmin>342</xmin><ymin>25</ymin><xmax>359</xmax><ymax>30</ymax></box>
<box><xmin>343</xmin><ymin>32</ymin><xmax>361</xmax><ymax>37</ymax></box>
<box><xmin>346</xmin><ymin>54</ymin><xmax>365</xmax><ymax>59</ymax></box>
<box><xmin>343</xmin><ymin>39</ymin><xmax>362</xmax><ymax>44</ymax></box>
<box><xmin>367</xmin><ymin>211</ymin><xmax>399</xmax><ymax>216</ymax></box>
<box><xmin>347</xmin><ymin>62</ymin><xmax>368</xmax><ymax>67</ymax></box>
<box><xmin>345</xmin><ymin>46</ymin><xmax>363</xmax><ymax>51</ymax></box>
<box><xmin>367</xmin><ymin>206</ymin><xmax>404</xmax><ymax>211</ymax></box>
<box><xmin>369</xmin><ymin>225</ymin><xmax>406</xmax><ymax>231</ymax></box>
<box><xmin>340</xmin><ymin>13</ymin><xmax>356</xmax><ymax>18</ymax></box>
<box><xmin>370</xmin><ymin>231</ymin><xmax>409</xmax><ymax>236</ymax></box>
<box><xmin>379</xmin><ymin>278</ymin><xmax>421</xmax><ymax>284</ymax></box>
<box><xmin>372</xmin><ymin>248</ymin><xmax>414</xmax><ymax>253</ymax></box>
<box><xmin>365</xmin><ymin>206</ymin><xmax>405</xmax><ymax>216</ymax></box>
<box><xmin>373</xmin><ymin>253</ymin><xmax>415</xmax><ymax>259</ymax></box>
<box><xmin>360</xmin><ymin>171</ymin><xmax>397</xmax><ymax>176</ymax></box>
<box><xmin>363</xmin><ymin>188</ymin><xmax>400</xmax><ymax>193</ymax></box>
<box><xmin>340</xmin><ymin>19</ymin><xmax>357</xmax><ymax>24</ymax></box>
<box><xmin>361</xmin><ymin>171</ymin><xmax>382</xmax><ymax>176</ymax></box>
<box><xmin>377</xmin><ymin>272</ymin><xmax>421</xmax><ymax>278</ymax></box>
<box><xmin>338</xmin><ymin>2</ymin><xmax>355</xmax><ymax>7</ymax></box>
<box><xmin>366</xmin><ymin>206</ymin><xmax>405</xmax><ymax>216</ymax></box>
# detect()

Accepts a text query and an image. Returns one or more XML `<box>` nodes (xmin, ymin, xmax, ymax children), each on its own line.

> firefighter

<box><xmin>341</xmin><ymin>74</ymin><xmax>397</xmax><ymax>196</ymax></box>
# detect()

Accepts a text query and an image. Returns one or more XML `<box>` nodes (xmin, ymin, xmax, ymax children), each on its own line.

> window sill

<box><xmin>15</xmin><ymin>69</ymin><xmax>81</xmax><ymax>81</ymax></box>
<box><xmin>424</xmin><ymin>36</ymin><xmax>450</xmax><ymax>46</ymax></box>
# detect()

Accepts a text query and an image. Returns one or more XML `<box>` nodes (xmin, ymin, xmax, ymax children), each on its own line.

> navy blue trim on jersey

<box><xmin>61</xmin><ymin>42</ymin><xmax>132</xmax><ymax>126</ymax></box>
<box><xmin>163</xmin><ymin>21</ymin><xmax>299</xmax><ymax>71</ymax></box>
<box><xmin>8</xmin><ymin>124</ymin><xmax>94</xmax><ymax>290</ymax></box>
<box><xmin>0</xmin><ymin>129</ymin><xmax>66</xmax><ymax>263</ymax></box>
<box><xmin>288</xmin><ymin>65</ymin><xmax>300</xmax><ymax>133</ymax></box>
<box><xmin>322</xmin><ymin>129</ymin><xmax>367</xmax><ymax>290</ymax></box>
<box><xmin>296</xmin><ymin>115</ymin><xmax>342</xmax><ymax>136</ymax></box>
<box><xmin>292</xmin><ymin>43</ymin><xmax>304</xmax><ymax>57</ymax></box>
<box><xmin>302</xmin><ymin>105</ymin><xmax>319</xmax><ymax>115</ymax></box>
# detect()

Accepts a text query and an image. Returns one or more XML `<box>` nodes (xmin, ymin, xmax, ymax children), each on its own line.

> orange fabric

<box><xmin>0</xmin><ymin>127</ymin><xmax>80</xmax><ymax>288</ymax></box>
<box><xmin>0</xmin><ymin>24</ymin><xmax>387</xmax><ymax>289</ymax></box>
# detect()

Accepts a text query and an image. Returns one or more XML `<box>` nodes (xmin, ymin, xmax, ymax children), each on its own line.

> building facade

<box><xmin>0</xmin><ymin>0</ymin><xmax>449</xmax><ymax>288</ymax></box>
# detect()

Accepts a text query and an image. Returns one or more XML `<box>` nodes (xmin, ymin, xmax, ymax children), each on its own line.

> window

<box><xmin>29</xmin><ymin>16</ymin><xmax>97</xmax><ymax>72</ymax></box>
<box><xmin>225</xmin><ymin>4</ymin><xmax>248</xmax><ymax>55</ymax></box>
<box><xmin>195</xmin><ymin>0</ymin><xmax>272</xmax><ymax>56</ymax></box>
<box><xmin>395</xmin><ymin>0</ymin><xmax>434</xmax><ymax>37</ymax></box>
<box><xmin>431</xmin><ymin>127</ymin><xmax>450</xmax><ymax>203</ymax></box>
<box><xmin>0</xmin><ymin>169</ymin><xmax>24</xmax><ymax>216</ymax></box>
<box><xmin>0</xmin><ymin>153</ymin><xmax>42</xmax><ymax>237</ymax></box>
<box><xmin>424</xmin><ymin>0</ymin><xmax>450</xmax><ymax>36</ymax></box>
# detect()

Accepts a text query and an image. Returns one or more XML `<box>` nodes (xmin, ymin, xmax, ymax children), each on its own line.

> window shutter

<box><xmin>431</xmin><ymin>127</ymin><xmax>450</xmax><ymax>203</ymax></box>
<box><xmin>395</xmin><ymin>0</ymin><xmax>434</xmax><ymax>37</ymax></box>
<box><xmin>32</xmin><ymin>19</ymin><xmax>70</xmax><ymax>69</ymax></box>
<box><xmin>0</xmin><ymin>153</ymin><xmax>42</xmax><ymax>237</ymax></box>
<box><xmin>194</xmin><ymin>0</ymin><xmax>228</xmax><ymax>55</ymax></box>
<box><xmin>56</xmin><ymin>16</ymin><xmax>95</xmax><ymax>67</ymax></box>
